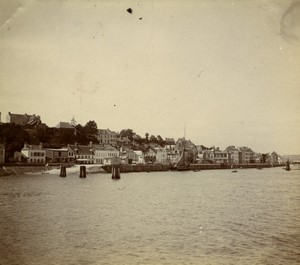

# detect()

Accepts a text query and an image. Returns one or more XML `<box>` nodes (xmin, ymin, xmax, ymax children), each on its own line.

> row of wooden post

<box><xmin>60</xmin><ymin>165</ymin><xmax>86</xmax><ymax>178</ymax></box>
<box><xmin>59</xmin><ymin>165</ymin><xmax>121</xmax><ymax>179</ymax></box>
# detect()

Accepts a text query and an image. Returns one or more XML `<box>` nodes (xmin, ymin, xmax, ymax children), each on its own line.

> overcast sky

<box><xmin>0</xmin><ymin>0</ymin><xmax>300</xmax><ymax>154</ymax></box>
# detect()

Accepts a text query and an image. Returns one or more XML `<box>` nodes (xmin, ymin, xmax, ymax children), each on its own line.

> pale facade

<box><xmin>97</xmin><ymin>129</ymin><xmax>118</xmax><ymax>146</ymax></box>
<box><xmin>94</xmin><ymin>146</ymin><xmax>119</xmax><ymax>164</ymax></box>
<box><xmin>68</xmin><ymin>143</ymin><xmax>95</xmax><ymax>164</ymax></box>
<box><xmin>155</xmin><ymin>148</ymin><xmax>168</xmax><ymax>163</ymax></box>
<box><xmin>21</xmin><ymin>143</ymin><xmax>46</xmax><ymax>164</ymax></box>
<box><xmin>133</xmin><ymin>151</ymin><xmax>145</xmax><ymax>164</ymax></box>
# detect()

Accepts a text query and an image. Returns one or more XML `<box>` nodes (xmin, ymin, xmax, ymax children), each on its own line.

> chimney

<box><xmin>89</xmin><ymin>141</ymin><xmax>93</xmax><ymax>147</ymax></box>
<box><xmin>39</xmin><ymin>142</ymin><xmax>43</xmax><ymax>149</ymax></box>
<box><xmin>24</xmin><ymin>142</ymin><xmax>28</xmax><ymax>149</ymax></box>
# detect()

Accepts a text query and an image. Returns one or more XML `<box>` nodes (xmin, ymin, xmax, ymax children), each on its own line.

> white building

<box><xmin>94</xmin><ymin>145</ymin><xmax>119</xmax><ymax>164</ymax></box>
<box><xmin>133</xmin><ymin>151</ymin><xmax>145</xmax><ymax>164</ymax></box>
<box><xmin>155</xmin><ymin>148</ymin><xmax>168</xmax><ymax>164</ymax></box>
<box><xmin>21</xmin><ymin>143</ymin><xmax>46</xmax><ymax>164</ymax></box>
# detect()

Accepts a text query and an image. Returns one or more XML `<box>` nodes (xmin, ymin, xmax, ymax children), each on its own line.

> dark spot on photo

<box><xmin>127</xmin><ymin>8</ymin><xmax>132</xmax><ymax>14</ymax></box>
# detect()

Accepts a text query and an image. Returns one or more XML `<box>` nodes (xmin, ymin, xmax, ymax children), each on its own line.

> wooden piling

<box><xmin>112</xmin><ymin>165</ymin><xmax>121</xmax><ymax>179</ymax></box>
<box><xmin>79</xmin><ymin>165</ymin><xmax>86</xmax><ymax>178</ymax></box>
<box><xmin>60</xmin><ymin>165</ymin><xmax>66</xmax><ymax>177</ymax></box>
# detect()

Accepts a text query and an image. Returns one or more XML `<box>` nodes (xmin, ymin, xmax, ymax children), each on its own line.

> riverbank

<box><xmin>0</xmin><ymin>163</ymin><xmax>285</xmax><ymax>176</ymax></box>
<box><xmin>0</xmin><ymin>164</ymin><xmax>106</xmax><ymax>176</ymax></box>
<box><xmin>0</xmin><ymin>165</ymin><xmax>53</xmax><ymax>176</ymax></box>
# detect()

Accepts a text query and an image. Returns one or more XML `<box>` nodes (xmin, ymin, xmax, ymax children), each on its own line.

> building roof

<box><xmin>98</xmin><ymin>129</ymin><xmax>118</xmax><ymax>135</ymax></box>
<box><xmin>165</xmin><ymin>138</ymin><xmax>175</xmax><ymax>145</ymax></box>
<box><xmin>69</xmin><ymin>144</ymin><xmax>94</xmax><ymax>155</ymax></box>
<box><xmin>46</xmin><ymin>148</ymin><xmax>69</xmax><ymax>152</ymax></box>
<box><xmin>22</xmin><ymin>144</ymin><xmax>44</xmax><ymax>150</ymax></box>
<box><xmin>55</xmin><ymin>122</ymin><xmax>74</xmax><ymax>129</ymax></box>
<box><xmin>145</xmin><ymin>145</ymin><xmax>157</xmax><ymax>154</ymax></box>
<box><xmin>94</xmin><ymin>145</ymin><xmax>118</xmax><ymax>152</ymax></box>
<box><xmin>7</xmin><ymin>112</ymin><xmax>41</xmax><ymax>127</ymax></box>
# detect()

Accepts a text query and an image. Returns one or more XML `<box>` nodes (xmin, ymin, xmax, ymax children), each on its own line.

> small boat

<box><xmin>232</xmin><ymin>170</ymin><xmax>238</xmax><ymax>173</ymax></box>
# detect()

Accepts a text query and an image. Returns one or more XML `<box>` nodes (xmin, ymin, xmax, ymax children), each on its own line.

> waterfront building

<box><xmin>225</xmin><ymin>146</ymin><xmax>242</xmax><ymax>164</ymax></box>
<box><xmin>21</xmin><ymin>143</ymin><xmax>46</xmax><ymax>164</ymax></box>
<box><xmin>165</xmin><ymin>139</ymin><xmax>179</xmax><ymax>163</ymax></box>
<box><xmin>68</xmin><ymin>143</ymin><xmax>94</xmax><ymax>164</ymax></box>
<box><xmin>144</xmin><ymin>146</ymin><xmax>157</xmax><ymax>163</ymax></box>
<box><xmin>155</xmin><ymin>147</ymin><xmax>168</xmax><ymax>164</ymax></box>
<box><xmin>143</xmin><ymin>145</ymin><xmax>168</xmax><ymax>164</ymax></box>
<box><xmin>94</xmin><ymin>145</ymin><xmax>119</xmax><ymax>164</ymax></box>
<box><xmin>119</xmin><ymin>147</ymin><xmax>138</xmax><ymax>164</ymax></box>
<box><xmin>0</xmin><ymin>143</ymin><xmax>5</xmax><ymax>163</ymax></box>
<box><xmin>213</xmin><ymin>150</ymin><xmax>231</xmax><ymax>164</ymax></box>
<box><xmin>45</xmin><ymin>148</ymin><xmax>69</xmax><ymax>163</ymax></box>
<box><xmin>239</xmin><ymin>147</ymin><xmax>254</xmax><ymax>164</ymax></box>
<box><xmin>166</xmin><ymin>149</ymin><xmax>180</xmax><ymax>164</ymax></box>
<box><xmin>66</xmin><ymin>144</ymin><xmax>76</xmax><ymax>162</ymax></box>
<box><xmin>97</xmin><ymin>129</ymin><xmax>118</xmax><ymax>146</ymax></box>
<box><xmin>203</xmin><ymin>148</ymin><xmax>230</xmax><ymax>164</ymax></box>
<box><xmin>133</xmin><ymin>150</ymin><xmax>145</xmax><ymax>164</ymax></box>
<box><xmin>165</xmin><ymin>138</ymin><xmax>175</xmax><ymax>150</ymax></box>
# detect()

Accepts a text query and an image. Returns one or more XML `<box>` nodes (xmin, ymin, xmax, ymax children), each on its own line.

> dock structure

<box><xmin>102</xmin><ymin>163</ymin><xmax>282</xmax><ymax>173</ymax></box>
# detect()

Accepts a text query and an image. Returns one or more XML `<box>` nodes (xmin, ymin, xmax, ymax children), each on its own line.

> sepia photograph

<box><xmin>0</xmin><ymin>0</ymin><xmax>300</xmax><ymax>264</ymax></box>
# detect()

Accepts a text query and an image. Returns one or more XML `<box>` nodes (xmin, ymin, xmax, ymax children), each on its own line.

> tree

<box><xmin>85</xmin><ymin>120</ymin><xmax>98</xmax><ymax>136</ymax></box>
<box><xmin>150</xmin><ymin>135</ymin><xmax>158</xmax><ymax>143</ymax></box>
<box><xmin>0</xmin><ymin>123</ymin><xmax>30</xmax><ymax>161</ymax></box>
<box><xmin>119</xmin><ymin>129</ymin><xmax>135</xmax><ymax>141</ymax></box>
<box><xmin>157</xmin><ymin>135</ymin><xmax>166</xmax><ymax>147</ymax></box>
<box><xmin>74</xmin><ymin>124</ymin><xmax>89</xmax><ymax>144</ymax></box>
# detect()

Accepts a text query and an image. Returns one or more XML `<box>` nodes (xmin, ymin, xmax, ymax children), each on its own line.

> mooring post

<box><xmin>79</xmin><ymin>165</ymin><xmax>86</xmax><ymax>178</ymax></box>
<box><xmin>112</xmin><ymin>165</ymin><xmax>121</xmax><ymax>179</ymax></box>
<box><xmin>60</xmin><ymin>165</ymin><xmax>66</xmax><ymax>177</ymax></box>
<box><xmin>111</xmin><ymin>166</ymin><xmax>115</xmax><ymax>178</ymax></box>
<box><xmin>116</xmin><ymin>166</ymin><xmax>120</xmax><ymax>178</ymax></box>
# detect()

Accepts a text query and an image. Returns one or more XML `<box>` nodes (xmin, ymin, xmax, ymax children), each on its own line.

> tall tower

<box><xmin>70</xmin><ymin>116</ymin><xmax>77</xmax><ymax>127</ymax></box>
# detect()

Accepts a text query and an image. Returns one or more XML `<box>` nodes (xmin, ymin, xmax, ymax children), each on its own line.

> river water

<box><xmin>0</xmin><ymin>167</ymin><xmax>299</xmax><ymax>265</ymax></box>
